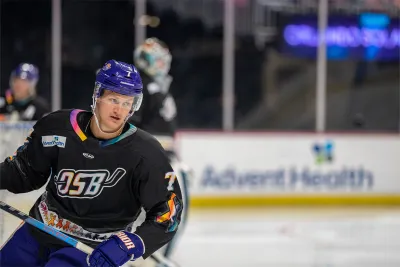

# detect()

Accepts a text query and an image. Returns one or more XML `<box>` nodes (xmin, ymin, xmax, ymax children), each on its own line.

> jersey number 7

<box><xmin>165</xmin><ymin>172</ymin><xmax>177</xmax><ymax>191</ymax></box>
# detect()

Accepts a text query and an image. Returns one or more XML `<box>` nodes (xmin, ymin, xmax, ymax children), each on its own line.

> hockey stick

<box><xmin>0</xmin><ymin>201</ymin><xmax>180</xmax><ymax>267</ymax></box>
<box><xmin>0</xmin><ymin>200</ymin><xmax>93</xmax><ymax>254</ymax></box>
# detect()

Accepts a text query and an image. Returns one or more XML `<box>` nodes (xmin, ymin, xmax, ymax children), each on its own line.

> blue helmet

<box><xmin>94</xmin><ymin>60</ymin><xmax>143</xmax><ymax>112</ymax></box>
<box><xmin>10</xmin><ymin>63</ymin><xmax>39</xmax><ymax>87</ymax></box>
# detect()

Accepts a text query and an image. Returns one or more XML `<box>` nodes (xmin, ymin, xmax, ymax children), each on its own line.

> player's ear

<box><xmin>96</xmin><ymin>94</ymin><xmax>103</xmax><ymax>103</ymax></box>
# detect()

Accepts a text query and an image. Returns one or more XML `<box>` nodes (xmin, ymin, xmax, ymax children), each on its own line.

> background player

<box><xmin>0</xmin><ymin>63</ymin><xmax>50</xmax><ymax>121</ymax></box>
<box><xmin>131</xmin><ymin>37</ymin><xmax>176</xmax><ymax>137</ymax></box>
<box><xmin>132</xmin><ymin>37</ymin><xmax>191</xmax><ymax>266</ymax></box>
<box><xmin>0</xmin><ymin>60</ymin><xmax>183</xmax><ymax>267</ymax></box>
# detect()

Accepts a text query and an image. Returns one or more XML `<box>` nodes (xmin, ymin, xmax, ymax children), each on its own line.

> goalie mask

<box><xmin>134</xmin><ymin>38</ymin><xmax>172</xmax><ymax>79</ymax></box>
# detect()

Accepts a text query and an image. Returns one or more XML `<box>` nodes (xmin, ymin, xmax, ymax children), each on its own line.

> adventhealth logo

<box><xmin>42</xmin><ymin>135</ymin><xmax>67</xmax><ymax>148</ymax></box>
<box><xmin>201</xmin><ymin>139</ymin><xmax>374</xmax><ymax>190</ymax></box>
<box><xmin>312</xmin><ymin>140</ymin><xmax>333</xmax><ymax>164</ymax></box>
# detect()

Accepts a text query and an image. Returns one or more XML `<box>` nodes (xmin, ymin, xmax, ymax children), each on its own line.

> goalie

<box><xmin>131</xmin><ymin>38</ymin><xmax>191</xmax><ymax>266</ymax></box>
<box><xmin>0</xmin><ymin>60</ymin><xmax>183</xmax><ymax>267</ymax></box>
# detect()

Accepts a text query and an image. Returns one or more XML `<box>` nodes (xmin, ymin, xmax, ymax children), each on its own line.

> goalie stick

<box><xmin>0</xmin><ymin>201</ymin><xmax>180</xmax><ymax>267</ymax></box>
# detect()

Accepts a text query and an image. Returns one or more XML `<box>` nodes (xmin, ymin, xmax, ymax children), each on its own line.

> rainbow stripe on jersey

<box><xmin>69</xmin><ymin>109</ymin><xmax>136</xmax><ymax>146</ymax></box>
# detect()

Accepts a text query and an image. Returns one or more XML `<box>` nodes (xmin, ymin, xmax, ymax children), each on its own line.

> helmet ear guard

<box><xmin>133</xmin><ymin>93</ymin><xmax>143</xmax><ymax>112</ymax></box>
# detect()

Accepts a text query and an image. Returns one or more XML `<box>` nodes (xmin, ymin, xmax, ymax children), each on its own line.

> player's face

<box><xmin>12</xmin><ymin>78</ymin><xmax>31</xmax><ymax>100</ymax></box>
<box><xmin>96</xmin><ymin>90</ymin><xmax>134</xmax><ymax>132</ymax></box>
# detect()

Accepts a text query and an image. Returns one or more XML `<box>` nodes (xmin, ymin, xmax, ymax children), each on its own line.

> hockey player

<box><xmin>0</xmin><ymin>60</ymin><xmax>183</xmax><ymax>267</ymax></box>
<box><xmin>131</xmin><ymin>37</ymin><xmax>176</xmax><ymax>137</ymax></box>
<box><xmin>0</xmin><ymin>63</ymin><xmax>50</xmax><ymax>121</ymax></box>
<box><xmin>132</xmin><ymin>38</ymin><xmax>190</xmax><ymax>265</ymax></box>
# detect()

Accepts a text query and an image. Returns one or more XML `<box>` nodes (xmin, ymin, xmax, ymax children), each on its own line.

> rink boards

<box><xmin>1</xmin><ymin>122</ymin><xmax>400</xmax><ymax>207</ymax></box>
<box><xmin>176</xmin><ymin>131</ymin><xmax>400</xmax><ymax>207</ymax></box>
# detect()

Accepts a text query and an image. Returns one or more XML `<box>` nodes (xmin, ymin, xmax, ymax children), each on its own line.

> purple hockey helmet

<box><xmin>94</xmin><ymin>60</ymin><xmax>143</xmax><ymax>112</ymax></box>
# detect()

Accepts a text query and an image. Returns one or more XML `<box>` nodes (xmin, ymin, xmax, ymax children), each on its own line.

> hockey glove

<box><xmin>87</xmin><ymin>231</ymin><xmax>145</xmax><ymax>267</ymax></box>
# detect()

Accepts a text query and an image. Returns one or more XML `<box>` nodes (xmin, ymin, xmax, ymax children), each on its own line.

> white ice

<box><xmin>168</xmin><ymin>207</ymin><xmax>400</xmax><ymax>267</ymax></box>
<box><xmin>3</xmin><ymin>198</ymin><xmax>400</xmax><ymax>267</ymax></box>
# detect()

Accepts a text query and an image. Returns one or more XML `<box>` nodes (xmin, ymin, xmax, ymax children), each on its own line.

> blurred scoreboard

<box><xmin>278</xmin><ymin>13</ymin><xmax>400</xmax><ymax>61</ymax></box>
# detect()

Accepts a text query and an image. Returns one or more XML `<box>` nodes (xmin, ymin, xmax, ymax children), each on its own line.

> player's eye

<box><xmin>122</xmin><ymin>102</ymin><xmax>132</xmax><ymax>109</ymax></box>
<box><xmin>108</xmin><ymin>98</ymin><xmax>120</xmax><ymax>105</ymax></box>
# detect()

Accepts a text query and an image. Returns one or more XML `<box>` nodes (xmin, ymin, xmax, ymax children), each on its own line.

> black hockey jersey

<box><xmin>129</xmin><ymin>72</ymin><xmax>177</xmax><ymax>137</ymax></box>
<box><xmin>0</xmin><ymin>89</ymin><xmax>50</xmax><ymax>121</ymax></box>
<box><xmin>0</xmin><ymin>109</ymin><xmax>183</xmax><ymax>258</ymax></box>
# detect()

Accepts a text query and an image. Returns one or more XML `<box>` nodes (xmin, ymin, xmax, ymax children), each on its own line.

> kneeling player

<box><xmin>0</xmin><ymin>60</ymin><xmax>183</xmax><ymax>267</ymax></box>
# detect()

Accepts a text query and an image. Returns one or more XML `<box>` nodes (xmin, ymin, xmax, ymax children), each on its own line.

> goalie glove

<box><xmin>87</xmin><ymin>231</ymin><xmax>145</xmax><ymax>267</ymax></box>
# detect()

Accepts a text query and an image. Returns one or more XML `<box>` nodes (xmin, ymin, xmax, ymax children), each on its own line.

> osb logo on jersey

<box><xmin>54</xmin><ymin>168</ymin><xmax>126</xmax><ymax>199</ymax></box>
<box><xmin>42</xmin><ymin>135</ymin><xmax>67</xmax><ymax>148</ymax></box>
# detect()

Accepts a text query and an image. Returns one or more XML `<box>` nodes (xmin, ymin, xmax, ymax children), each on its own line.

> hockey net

<box><xmin>0</xmin><ymin>121</ymin><xmax>44</xmax><ymax>246</ymax></box>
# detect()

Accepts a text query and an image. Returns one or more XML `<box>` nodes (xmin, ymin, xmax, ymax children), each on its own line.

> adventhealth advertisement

<box><xmin>176</xmin><ymin>133</ymin><xmax>400</xmax><ymax>196</ymax></box>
